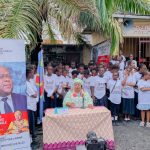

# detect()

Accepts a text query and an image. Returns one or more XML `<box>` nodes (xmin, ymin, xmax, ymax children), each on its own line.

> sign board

<box><xmin>123</xmin><ymin>21</ymin><xmax>150</xmax><ymax>37</ymax></box>
<box><xmin>0</xmin><ymin>39</ymin><xmax>31</xmax><ymax>150</ymax></box>
<box><xmin>91</xmin><ymin>41</ymin><xmax>110</xmax><ymax>65</ymax></box>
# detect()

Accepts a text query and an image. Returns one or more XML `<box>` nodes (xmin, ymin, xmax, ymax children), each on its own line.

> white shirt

<box><xmin>107</xmin><ymin>79</ymin><xmax>122</xmax><ymax>104</ymax></box>
<box><xmin>134</xmin><ymin>72</ymin><xmax>142</xmax><ymax>93</ymax></box>
<box><xmin>0</xmin><ymin>95</ymin><xmax>14</xmax><ymax>114</ymax></box>
<box><xmin>138</xmin><ymin>79</ymin><xmax>150</xmax><ymax>105</ymax></box>
<box><xmin>119</xmin><ymin>61</ymin><xmax>125</xmax><ymax>71</ymax></box>
<box><xmin>83</xmin><ymin>77</ymin><xmax>92</xmax><ymax>96</ymax></box>
<box><xmin>57</xmin><ymin>75</ymin><xmax>65</xmax><ymax>94</ymax></box>
<box><xmin>26</xmin><ymin>81</ymin><xmax>38</xmax><ymax>111</ymax></box>
<box><xmin>44</xmin><ymin>74</ymin><xmax>58</xmax><ymax>97</ymax></box>
<box><xmin>69</xmin><ymin>68</ymin><xmax>76</xmax><ymax>77</ymax></box>
<box><xmin>90</xmin><ymin>76</ymin><xmax>106</xmax><ymax>99</ymax></box>
<box><xmin>77</xmin><ymin>73</ymin><xmax>84</xmax><ymax>80</ymax></box>
<box><xmin>104</xmin><ymin>71</ymin><xmax>112</xmax><ymax>83</ymax></box>
<box><xmin>121</xmin><ymin>55</ymin><xmax>126</xmax><ymax>62</ymax></box>
<box><xmin>121</xmin><ymin>74</ymin><xmax>136</xmax><ymax>98</ymax></box>
<box><xmin>126</xmin><ymin>60</ymin><xmax>137</xmax><ymax>68</ymax></box>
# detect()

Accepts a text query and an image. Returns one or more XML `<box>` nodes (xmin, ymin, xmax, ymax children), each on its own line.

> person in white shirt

<box><xmin>91</xmin><ymin>67</ymin><xmax>107</xmax><ymax>107</ymax></box>
<box><xmin>133</xmin><ymin>64</ymin><xmax>147</xmax><ymax>118</ymax></box>
<box><xmin>44</xmin><ymin>65</ymin><xmax>58</xmax><ymax>109</ymax></box>
<box><xmin>56</xmin><ymin>69</ymin><xmax>64</xmax><ymax>107</ymax></box>
<box><xmin>69</xmin><ymin>70</ymin><xmax>79</xmax><ymax>88</ymax></box>
<box><xmin>126</xmin><ymin>54</ymin><xmax>137</xmax><ymax>68</ymax></box>
<box><xmin>137</xmin><ymin>71</ymin><xmax>150</xmax><ymax>127</ymax></box>
<box><xmin>77</xmin><ymin>64</ymin><xmax>85</xmax><ymax>80</ymax></box>
<box><xmin>26</xmin><ymin>68</ymin><xmax>38</xmax><ymax>138</ymax></box>
<box><xmin>119</xmin><ymin>50</ymin><xmax>126</xmax><ymax>62</ymax></box>
<box><xmin>121</xmin><ymin>66</ymin><xmax>136</xmax><ymax>121</ymax></box>
<box><xmin>107</xmin><ymin>72</ymin><xmax>122</xmax><ymax>121</ymax></box>
<box><xmin>83</xmin><ymin>70</ymin><xmax>92</xmax><ymax>96</ymax></box>
<box><xmin>61</xmin><ymin>70</ymin><xmax>71</xmax><ymax>97</ymax></box>
<box><xmin>69</xmin><ymin>61</ymin><xmax>77</xmax><ymax>77</ymax></box>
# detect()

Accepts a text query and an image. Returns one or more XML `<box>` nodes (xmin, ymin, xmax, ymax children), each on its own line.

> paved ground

<box><xmin>32</xmin><ymin>120</ymin><xmax>150</xmax><ymax>150</ymax></box>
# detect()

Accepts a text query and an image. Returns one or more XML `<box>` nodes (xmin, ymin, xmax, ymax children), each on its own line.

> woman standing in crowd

<box><xmin>137</xmin><ymin>71</ymin><xmax>150</xmax><ymax>127</ymax></box>
<box><xmin>134</xmin><ymin>64</ymin><xmax>147</xmax><ymax>118</ymax></box>
<box><xmin>26</xmin><ymin>68</ymin><xmax>38</xmax><ymax>139</ymax></box>
<box><xmin>121</xmin><ymin>66</ymin><xmax>136</xmax><ymax>121</ymax></box>
<box><xmin>107</xmin><ymin>72</ymin><xmax>122</xmax><ymax>121</ymax></box>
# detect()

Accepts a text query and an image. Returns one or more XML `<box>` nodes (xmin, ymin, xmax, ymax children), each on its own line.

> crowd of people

<box><xmin>26</xmin><ymin>51</ymin><xmax>150</xmax><ymax>139</ymax></box>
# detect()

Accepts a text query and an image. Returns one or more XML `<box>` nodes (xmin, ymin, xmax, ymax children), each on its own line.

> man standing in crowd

<box><xmin>44</xmin><ymin>65</ymin><xmax>58</xmax><ymax>109</ymax></box>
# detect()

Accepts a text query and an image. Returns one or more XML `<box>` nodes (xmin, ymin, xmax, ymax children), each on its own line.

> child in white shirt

<box><xmin>91</xmin><ymin>67</ymin><xmax>107</xmax><ymax>107</ymax></box>
<box><xmin>107</xmin><ymin>72</ymin><xmax>122</xmax><ymax>121</ymax></box>
<box><xmin>26</xmin><ymin>68</ymin><xmax>38</xmax><ymax>138</ymax></box>
<box><xmin>137</xmin><ymin>71</ymin><xmax>150</xmax><ymax>127</ymax></box>
<box><xmin>44</xmin><ymin>65</ymin><xmax>58</xmax><ymax>109</ymax></box>
<box><xmin>83</xmin><ymin>70</ymin><xmax>92</xmax><ymax>96</ymax></box>
<box><xmin>121</xmin><ymin>67</ymin><xmax>136</xmax><ymax>121</ymax></box>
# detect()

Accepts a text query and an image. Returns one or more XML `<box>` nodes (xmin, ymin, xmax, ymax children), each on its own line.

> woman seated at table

<box><xmin>63</xmin><ymin>78</ymin><xmax>93</xmax><ymax>108</ymax></box>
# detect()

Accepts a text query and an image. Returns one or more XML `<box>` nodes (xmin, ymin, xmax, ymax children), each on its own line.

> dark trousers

<box><xmin>57</xmin><ymin>97</ymin><xmax>63</xmax><ymax>107</ymax></box>
<box><xmin>110</xmin><ymin>101</ymin><xmax>120</xmax><ymax>117</ymax></box>
<box><xmin>134</xmin><ymin>92</ymin><xmax>140</xmax><ymax>118</ymax></box>
<box><xmin>94</xmin><ymin>95</ymin><xmax>107</xmax><ymax>107</ymax></box>
<box><xmin>44</xmin><ymin>92</ymin><xmax>57</xmax><ymax>110</ymax></box>
<box><xmin>28</xmin><ymin>110</ymin><xmax>35</xmax><ymax>136</ymax></box>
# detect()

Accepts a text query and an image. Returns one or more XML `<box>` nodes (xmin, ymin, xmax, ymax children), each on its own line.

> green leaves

<box><xmin>0</xmin><ymin>0</ymin><xmax>41</xmax><ymax>44</ymax></box>
<box><xmin>0</xmin><ymin>0</ymin><xmax>149</xmax><ymax>54</ymax></box>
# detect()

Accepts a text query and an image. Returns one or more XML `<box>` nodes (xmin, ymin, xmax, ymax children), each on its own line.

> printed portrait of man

<box><xmin>0</xmin><ymin>65</ymin><xmax>27</xmax><ymax>114</ymax></box>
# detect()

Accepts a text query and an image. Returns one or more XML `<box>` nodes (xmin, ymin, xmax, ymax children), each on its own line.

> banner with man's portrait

<box><xmin>0</xmin><ymin>39</ymin><xmax>31</xmax><ymax>150</ymax></box>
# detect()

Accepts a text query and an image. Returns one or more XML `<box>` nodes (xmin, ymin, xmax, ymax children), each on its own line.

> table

<box><xmin>43</xmin><ymin>107</ymin><xmax>115</xmax><ymax>150</ymax></box>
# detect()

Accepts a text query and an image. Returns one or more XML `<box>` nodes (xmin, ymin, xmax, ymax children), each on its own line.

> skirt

<box><xmin>122</xmin><ymin>98</ymin><xmax>135</xmax><ymax>115</ymax></box>
<box><xmin>137</xmin><ymin>104</ymin><xmax>150</xmax><ymax>110</ymax></box>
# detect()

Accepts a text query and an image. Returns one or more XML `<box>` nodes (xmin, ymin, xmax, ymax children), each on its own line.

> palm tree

<box><xmin>0</xmin><ymin>0</ymin><xmax>150</xmax><ymax>54</ymax></box>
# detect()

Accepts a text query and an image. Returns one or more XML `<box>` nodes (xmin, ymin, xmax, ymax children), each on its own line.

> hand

<box><xmin>92</xmin><ymin>96</ymin><xmax>95</xmax><ymax>101</ymax></box>
<box><xmin>140</xmin><ymin>87</ymin><xmax>145</xmax><ymax>91</ymax></box>
<box><xmin>69</xmin><ymin>103</ymin><xmax>76</xmax><ymax>108</ymax></box>
<box><xmin>88</xmin><ymin>104</ymin><xmax>94</xmax><ymax>109</ymax></box>
<box><xmin>51</xmin><ymin>95</ymin><xmax>54</xmax><ymax>99</ymax></box>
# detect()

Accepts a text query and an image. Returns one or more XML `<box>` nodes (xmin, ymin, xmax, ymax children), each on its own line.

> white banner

<box><xmin>0</xmin><ymin>39</ymin><xmax>31</xmax><ymax>150</ymax></box>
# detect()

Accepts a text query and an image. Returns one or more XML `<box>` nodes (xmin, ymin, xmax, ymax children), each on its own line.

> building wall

<box><xmin>91</xmin><ymin>32</ymin><xmax>106</xmax><ymax>46</ymax></box>
<box><xmin>82</xmin><ymin>32</ymin><xmax>107</xmax><ymax>64</ymax></box>
<box><xmin>83</xmin><ymin>46</ymin><xmax>91</xmax><ymax>65</ymax></box>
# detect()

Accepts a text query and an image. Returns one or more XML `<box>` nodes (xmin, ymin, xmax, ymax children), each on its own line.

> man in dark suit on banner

<box><xmin>0</xmin><ymin>65</ymin><xmax>27</xmax><ymax>114</ymax></box>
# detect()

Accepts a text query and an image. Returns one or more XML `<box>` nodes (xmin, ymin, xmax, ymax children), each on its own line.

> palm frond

<box><xmin>0</xmin><ymin>0</ymin><xmax>42</xmax><ymax>44</ymax></box>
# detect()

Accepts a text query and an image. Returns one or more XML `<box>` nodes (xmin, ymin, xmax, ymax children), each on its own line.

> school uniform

<box><xmin>26</xmin><ymin>80</ymin><xmax>38</xmax><ymax>136</ymax></box>
<box><xmin>56</xmin><ymin>75</ymin><xmax>64</xmax><ymax>107</ymax></box>
<box><xmin>133</xmin><ymin>72</ymin><xmax>142</xmax><ymax>118</ymax></box>
<box><xmin>90</xmin><ymin>76</ymin><xmax>107</xmax><ymax>107</ymax></box>
<box><xmin>104</xmin><ymin>71</ymin><xmax>112</xmax><ymax>83</ymax></box>
<box><xmin>121</xmin><ymin>74</ymin><xmax>136</xmax><ymax>115</ymax></box>
<box><xmin>77</xmin><ymin>73</ymin><xmax>84</xmax><ymax>80</ymax></box>
<box><xmin>107</xmin><ymin>79</ymin><xmax>122</xmax><ymax>118</ymax></box>
<box><xmin>137</xmin><ymin>79</ymin><xmax>150</xmax><ymax>110</ymax></box>
<box><xmin>44</xmin><ymin>74</ymin><xmax>57</xmax><ymax>109</ymax></box>
<box><xmin>83</xmin><ymin>77</ymin><xmax>92</xmax><ymax>96</ymax></box>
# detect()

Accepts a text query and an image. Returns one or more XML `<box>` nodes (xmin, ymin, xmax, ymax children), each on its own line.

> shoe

<box><xmin>146</xmin><ymin>122</ymin><xmax>150</xmax><ymax>128</ymax></box>
<box><xmin>127</xmin><ymin>118</ymin><xmax>130</xmax><ymax>121</ymax></box>
<box><xmin>139</xmin><ymin>121</ymin><xmax>145</xmax><ymax>127</ymax></box>
<box><xmin>124</xmin><ymin>118</ymin><xmax>128</xmax><ymax>121</ymax></box>
<box><xmin>115</xmin><ymin>116</ymin><xmax>118</xmax><ymax>121</ymax></box>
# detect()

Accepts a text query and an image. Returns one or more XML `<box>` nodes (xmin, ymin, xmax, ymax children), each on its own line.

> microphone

<box><xmin>81</xmin><ymin>91</ymin><xmax>85</xmax><ymax>109</ymax></box>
